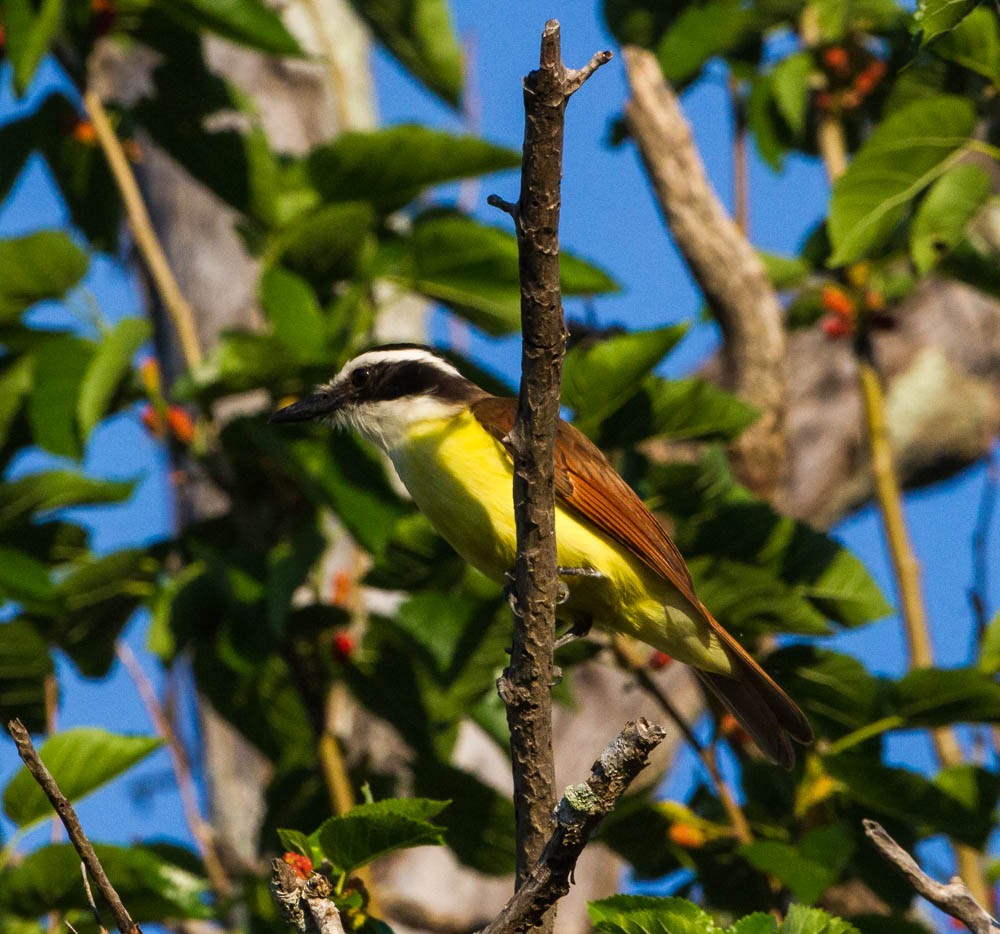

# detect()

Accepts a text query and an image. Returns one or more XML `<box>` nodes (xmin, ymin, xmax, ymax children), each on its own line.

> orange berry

<box><xmin>821</xmin><ymin>285</ymin><xmax>856</xmax><ymax>319</ymax></box>
<box><xmin>72</xmin><ymin>119</ymin><xmax>98</xmax><ymax>145</ymax></box>
<box><xmin>854</xmin><ymin>60</ymin><xmax>887</xmax><ymax>96</ymax></box>
<box><xmin>822</xmin><ymin>315</ymin><xmax>853</xmax><ymax>338</ymax></box>
<box><xmin>329</xmin><ymin>569</ymin><xmax>354</xmax><ymax>607</ymax></box>
<box><xmin>166</xmin><ymin>406</ymin><xmax>195</xmax><ymax>445</ymax></box>
<box><xmin>649</xmin><ymin>650</ymin><xmax>673</xmax><ymax>670</ymax></box>
<box><xmin>720</xmin><ymin>712</ymin><xmax>750</xmax><ymax>747</ymax></box>
<box><xmin>282</xmin><ymin>852</ymin><xmax>313</xmax><ymax>879</ymax></box>
<box><xmin>669</xmin><ymin>823</ymin><xmax>706</xmax><ymax>849</ymax></box>
<box><xmin>821</xmin><ymin>46</ymin><xmax>851</xmax><ymax>78</ymax></box>
<box><xmin>332</xmin><ymin>631</ymin><xmax>355</xmax><ymax>662</ymax></box>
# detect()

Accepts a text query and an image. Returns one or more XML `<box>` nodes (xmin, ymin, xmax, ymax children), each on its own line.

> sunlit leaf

<box><xmin>910</xmin><ymin>163</ymin><xmax>991</xmax><ymax>272</ymax></box>
<box><xmin>912</xmin><ymin>0</ymin><xmax>982</xmax><ymax>48</ymax></box>
<box><xmin>77</xmin><ymin>318</ymin><xmax>152</xmax><ymax>439</ymax></box>
<box><xmin>0</xmin><ymin>232</ymin><xmax>89</xmax><ymax>319</ymax></box>
<box><xmin>151</xmin><ymin>0</ymin><xmax>302</xmax><ymax>55</ymax></box>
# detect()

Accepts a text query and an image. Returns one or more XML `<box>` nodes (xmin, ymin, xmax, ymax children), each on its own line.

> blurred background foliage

<box><xmin>0</xmin><ymin>0</ymin><xmax>999</xmax><ymax>932</ymax></box>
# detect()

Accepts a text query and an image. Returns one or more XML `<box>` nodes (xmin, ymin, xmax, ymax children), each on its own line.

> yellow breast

<box><xmin>387</xmin><ymin>410</ymin><xmax>730</xmax><ymax>673</ymax></box>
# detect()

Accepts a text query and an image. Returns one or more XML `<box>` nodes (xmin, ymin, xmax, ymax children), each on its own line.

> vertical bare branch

<box><xmin>622</xmin><ymin>46</ymin><xmax>786</xmax><ymax>503</ymax></box>
<box><xmin>6</xmin><ymin>719</ymin><xmax>141</xmax><ymax>934</ymax></box>
<box><xmin>487</xmin><ymin>18</ymin><xmax>611</xmax><ymax>895</ymax></box>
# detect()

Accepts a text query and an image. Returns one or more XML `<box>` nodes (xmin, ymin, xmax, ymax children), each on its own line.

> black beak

<box><xmin>269</xmin><ymin>388</ymin><xmax>343</xmax><ymax>424</ymax></box>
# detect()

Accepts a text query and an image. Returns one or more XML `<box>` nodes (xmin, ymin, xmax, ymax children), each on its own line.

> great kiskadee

<box><xmin>270</xmin><ymin>344</ymin><xmax>812</xmax><ymax>767</ymax></box>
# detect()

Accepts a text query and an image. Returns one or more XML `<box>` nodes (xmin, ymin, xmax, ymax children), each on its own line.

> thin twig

<box><xmin>479</xmin><ymin>719</ymin><xmax>666</xmax><ymax>934</ymax></box>
<box><xmin>864</xmin><ymin>820</ymin><xmax>1000</xmax><ymax>934</ymax></box>
<box><xmin>728</xmin><ymin>74</ymin><xmax>748</xmax><ymax>235</ymax></box>
<box><xmin>488</xmin><ymin>19</ymin><xmax>611</xmax><ymax>898</ymax></box>
<box><xmin>6</xmin><ymin>719</ymin><xmax>141</xmax><ymax>934</ymax></box>
<box><xmin>81</xmin><ymin>862</ymin><xmax>110</xmax><ymax>934</ymax></box>
<box><xmin>115</xmin><ymin>642</ymin><xmax>230</xmax><ymax>896</ymax></box>
<box><xmin>82</xmin><ymin>92</ymin><xmax>203</xmax><ymax>369</ymax></box>
<box><xmin>611</xmin><ymin>637</ymin><xmax>753</xmax><ymax>845</ymax></box>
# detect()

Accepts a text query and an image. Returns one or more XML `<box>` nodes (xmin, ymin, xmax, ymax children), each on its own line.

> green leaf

<box><xmin>597</xmin><ymin>376</ymin><xmax>758</xmax><ymax>447</ymax></box>
<box><xmin>741</xmin><ymin>825</ymin><xmax>855</xmax><ymax>903</ymax></box>
<box><xmin>780</xmin><ymin>904</ymin><xmax>860</xmax><ymax>934</ymax></box>
<box><xmin>349</xmin><ymin>0</ymin><xmax>463</xmax><ymax>106</ymax></box>
<box><xmin>307</xmin><ymin>126</ymin><xmax>520</xmax><ymax>213</ymax></box>
<box><xmin>771</xmin><ymin>52</ymin><xmax>813</xmax><ymax>136</ymax></box>
<box><xmin>0</xmin><ymin>471</ymin><xmax>134</xmax><ymax>530</ymax></box>
<box><xmin>562</xmin><ymin>325</ymin><xmax>688</xmax><ymax>428</ymax></box>
<box><xmin>747</xmin><ymin>73</ymin><xmax>787</xmax><ymax>172</ymax></box>
<box><xmin>0</xmin><ymin>621</ymin><xmax>53</xmax><ymax>733</ymax></box>
<box><xmin>378</xmin><ymin>213</ymin><xmax>617</xmax><ymax>336</ymax></box>
<box><xmin>657</xmin><ymin>0</ymin><xmax>756</xmax><ymax>85</ymax></box>
<box><xmin>759</xmin><ymin>251</ymin><xmax>812</xmax><ymax>289</ymax></box>
<box><xmin>910</xmin><ymin>163</ymin><xmax>992</xmax><ymax>272</ymax></box>
<box><xmin>729</xmin><ymin>915</ymin><xmax>778</xmax><ymax>934</ymax></box>
<box><xmin>151</xmin><ymin>0</ymin><xmax>302</xmax><ymax>55</ymax></box>
<box><xmin>0</xmin><ymin>232</ymin><xmax>89</xmax><ymax>319</ymax></box>
<box><xmin>77</xmin><ymin>318</ymin><xmax>152</xmax><ymax>438</ymax></box>
<box><xmin>0</xmin><ymin>843</ymin><xmax>210</xmax><ymax>922</ymax></box>
<box><xmin>314</xmin><ymin>798</ymin><xmax>448</xmax><ymax>873</ymax></box>
<box><xmin>0</xmin><ymin>356</ymin><xmax>35</xmax><ymax>449</ymax></box>
<box><xmin>260</xmin><ymin>267</ymin><xmax>327</xmax><ymax>361</ymax></box>
<box><xmin>590</xmin><ymin>894</ymin><xmax>724</xmax><ymax>934</ymax></box>
<box><xmin>932</xmin><ymin>6</ymin><xmax>1000</xmax><ymax>81</ymax></box>
<box><xmin>890</xmin><ymin>666</ymin><xmax>1000</xmax><ymax>725</ymax></box>
<box><xmin>0</xmin><ymin>547</ymin><xmax>56</xmax><ymax>604</ymax></box>
<box><xmin>28</xmin><ymin>335</ymin><xmax>95</xmax><ymax>459</ymax></box>
<box><xmin>979</xmin><ymin>611</ymin><xmax>1000</xmax><ymax>675</ymax></box>
<box><xmin>912</xmin><ymin>0</ymin><xmax>982</xmax><ymax>48</ymax></box>
<box><xmin>3</xmin><ymin>729</ymin><xmax>162</xmax><ymax>829</ymax></box>
<box><xmin>828</xmin><ymin>96</ymin><xmax>977</xmax><ymax>266</ymax></box>
<box><xmin>3</xmin><ymin>0</ymin><xmax>64</xmax><ymax>94</ymax></box>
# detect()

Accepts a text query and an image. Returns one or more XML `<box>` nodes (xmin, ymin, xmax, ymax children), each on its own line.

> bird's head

<box><xmin>269</xmin><ymin>344</ymin><xmax>485</xmax><ymax>450</ymax></box>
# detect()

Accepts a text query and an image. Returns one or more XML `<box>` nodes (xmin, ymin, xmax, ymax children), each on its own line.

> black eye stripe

<box><xmin>349</xmin><ymin>360</ymin><xmax>482</xmax><ymax>405</ymax></box>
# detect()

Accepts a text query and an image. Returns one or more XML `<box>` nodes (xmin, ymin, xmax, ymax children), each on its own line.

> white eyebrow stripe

<box><xmin>339</xmin><ymin>348</ymin><xmax>462</xmax><ymax>381</ymax></box>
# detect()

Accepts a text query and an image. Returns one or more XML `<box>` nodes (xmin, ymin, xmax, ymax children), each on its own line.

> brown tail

<box><xmin>697</xmin><ymin>607</ymin><xmax>813</xmax><ymax>769</ymax></box>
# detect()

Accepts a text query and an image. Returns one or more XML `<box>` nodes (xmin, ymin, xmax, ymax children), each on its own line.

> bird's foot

<box><xmin>557</xmin><ymin>566</ymin><xmax>604</xmax><ymax>580</ymax></box>
<box><xmin>554</xmin><ymin>617</ymin><xmax>594</xmax><ymax>651</ymax></box>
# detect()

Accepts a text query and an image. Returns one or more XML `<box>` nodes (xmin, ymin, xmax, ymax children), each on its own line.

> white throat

<box><xmin>336</xmin><ymin>395</ymin><xmax>466</xmax><ymax>452</ymax></box>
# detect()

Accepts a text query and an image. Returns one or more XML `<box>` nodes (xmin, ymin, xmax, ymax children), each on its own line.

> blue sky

<box><xmin>0</xmin><ymin>0</ymin><xmax>997</xmax><ymax>913</ymax></box>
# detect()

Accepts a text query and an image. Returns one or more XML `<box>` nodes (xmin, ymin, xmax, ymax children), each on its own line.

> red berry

<box><xmin>821</xmin><ymin>46</ymin><xmax>851</xmax><ymax>78</ymax></box>
<box><xmin>282</xmin><ymin>852</ymin><xmax>313</xmax><ymax>879</ymax></box>
<box><xmin>854</xmin><ymin>60</ymin><xmax>887</xmax><ymax>96</ymax></box>
<box><xmin>649</xmin><ymin>650</ymin><xmax>673</xmax><ymax>670</ymax></box>
<box><xmin>821</xmin><ymin>285</ymin><xmax>856</xmax><ymax>319</ymax></box>
<box><xmin>332</xmin><ymin>631</ymin><xmax>355</xmax><ymax>662</ymax></box>
<box><xmin>821</xmin><ymin>315</ymin><xmax>853</xmax><ymax>338</ymax></box>
<box><xmin>140</xmin><ymin>404</ymin><xmax>166</xmax><ymax>437</ymax></box>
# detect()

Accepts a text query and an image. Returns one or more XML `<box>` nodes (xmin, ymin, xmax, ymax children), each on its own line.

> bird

<box><xmin>270</xmin><ymin>344</ymin><xmax>813</xmax><ymax>767</ymax></box>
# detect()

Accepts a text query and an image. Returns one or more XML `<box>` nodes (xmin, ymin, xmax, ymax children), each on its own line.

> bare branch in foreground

<box><xmin>488</xmin><ymin>17</ymin><xmax>611</xmax><ymax>897</ymax></box>
<box><xmin>6</xmin><ymin>719</ymin><xmax>141</xmax><ymax>934</ymax></box>
<box><xmin>863</xmin><ymin>819</ymin><xmax>1000</xmax><ymax>934</ymax></box>
<box><xmin>480</xmin><ymin>718</ymin><xmax>666</xmax><ymax>934</ymax></box>
<box><xmin>271</xmin><ymin>860</ymin><xmax>346</xmax><ymax>934</ymax></box>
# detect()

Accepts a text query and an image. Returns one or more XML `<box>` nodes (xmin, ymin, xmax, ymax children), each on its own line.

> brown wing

<box><xmin>471</xmin><ymin>396</ymin><xmax>813</xmax><ymax>766</ymax></box>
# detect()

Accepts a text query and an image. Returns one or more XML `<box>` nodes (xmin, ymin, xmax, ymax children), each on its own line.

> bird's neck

<box><xmin>341</xmin><ymin>396</ymin><xmax>471</xmax><ymax>452</ymax></box>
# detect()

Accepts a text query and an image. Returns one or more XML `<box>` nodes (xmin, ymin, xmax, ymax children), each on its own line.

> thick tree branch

<box><xmin>864</xmin><ymin>820</ymin><xmax>1000</xmax><ymax>934</ymax></box>
<box><xmin>6</xmin><ymin>719</ymin><xmax>141</xmax><ymax>934</ymax></box>
<box><xmin>479</xmin><ymin>718</ymin><xmax>666</xmax><ymax>934</ymax></box>
<box><xmin>488</xmin><ymin>19</ymin><xmax>611</xmax><ymax>891</ymax></box>
<box><xmin>622</xmin><ymin>45</ymin><xmax>786</xmax><ymax>503</ymax></box>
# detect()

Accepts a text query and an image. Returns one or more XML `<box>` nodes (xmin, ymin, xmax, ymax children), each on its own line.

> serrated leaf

<box><xmin>781</xmin><ymin>904</ymin><xmax>860</xmax><ymax>934</ymax></box>
<box><xmin>77</xmin><ymin>318</ymin><xmax>152</xmax><ymax>438</ymax></box>
<box><xmin>828</xmin><ymin>96</ymin><xmax>976</xmax><ymax>266</ymax></box>
<box><xmin>3</xmin><ymin>729</ymin><xmax>162</xmax><ymax>829</ymax></box>
<box><xmin>307</xmin><ymin>126</ymin><xmax>519</xmax><ymax>213</ymax></box>
<box><xmin>729</xmin><ymin>915</ymin><xmax>778</xmax><ymax>934</ymax></box>
<box><xmin>0</xmin><ymin>232</ymin><xmax>89</xmax><ymax>319</ymax></box>
<box><xmin>151</xmin><ymin>0</ymin><xmax>302</xmax><ymax>55</ymax></box>
<box><xmin>912</xmin><ymin>0</ymin><xmax>982</xmax><ymax>48</ymax></box>
<box><xmin>314</xmin><ymin>798</ymin><xmax>448</xmax><ymax>873</ymax></box>
<box><xmin>590</xmin><ymin>894</ymin><xmax>724</xmax><ymax>934</ymax></box>
<box><xmin>349</xmin><ymin>0</ymin><xmax>463</xmax><ymax>106</ymax></box>
<box><xmin>378</xmin><ymin>213</ymin><xmax>618</xmax><ymax>336</ymax></box>
<box><xmin>563</xmin><ymin>325</ymin><xmax>688</xmax><ymax>427</ymax></box>
<box><xmin>0</xmin><ymin>471</ymin><xmax>134</xmax><ymax>530</ymax></box>
<box><xmin>910</xmin><ymin>163</ymin><xmax>992</xmax><ymax>272</ymax></box>
<box><xmin>0</xmin><ymin>621</ymin><xmax>53</xmax><ymax>733</ymax></box>
<box><xmin>0</xmin><ymin>843</ymin><xmax>210</xmax><ymax>922</ymax></box>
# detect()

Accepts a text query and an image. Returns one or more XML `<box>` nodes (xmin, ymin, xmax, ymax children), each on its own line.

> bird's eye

<box><xmin>350</xmin><ymin>366</ymin><xmax>371</xmax><ymax>389</ymax></box>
